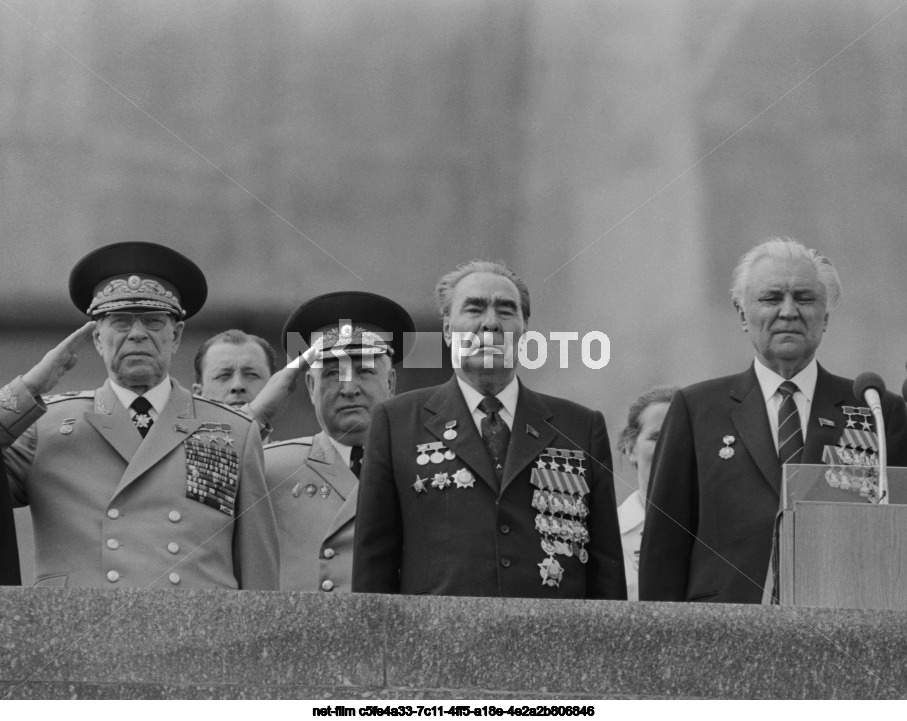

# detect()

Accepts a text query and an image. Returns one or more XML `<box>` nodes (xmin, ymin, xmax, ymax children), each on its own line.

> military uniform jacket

<box><xmin>638</xmin><ymin>364</ymin><xmax>907</xmax><ymax>604</ymax></box>
<box><xmin>352</xmin><ymin>376</ymin><xmax>626</xmax><ymax>599</ymax></box>
<box><xmin>0</xmin><ymin>376</ymin><xmax>279</xmax><ymax>590</ymax></box>
<box><xmin>0</xmin><ymin>461</ymin><xmax>20</xmax><ymax>585</ymax></box>
<box><xmin>264</xmin><ymin>432</ymin><xmax>357</xmax><ymax>592</ymax></box>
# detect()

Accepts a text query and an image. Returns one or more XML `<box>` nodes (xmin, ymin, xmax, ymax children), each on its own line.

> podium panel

<box><xmin>781</xmin><ymin>502</ymin><xmax>907</xmax><ymax>610</ymax></box>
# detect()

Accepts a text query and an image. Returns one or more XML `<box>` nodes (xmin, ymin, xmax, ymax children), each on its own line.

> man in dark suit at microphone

<box><xmin>639</xmin><ymin>237</ymin><xmax>907</xmax><ymax>604</ymax></box>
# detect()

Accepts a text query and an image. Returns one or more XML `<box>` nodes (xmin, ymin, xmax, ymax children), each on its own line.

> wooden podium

<box><xmin>779</xmin><ymin>501</ymin><xmax>907</xmax><ymax>610</ymax></box>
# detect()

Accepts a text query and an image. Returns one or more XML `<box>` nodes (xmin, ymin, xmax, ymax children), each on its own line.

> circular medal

<box><xmin>578</xmin><ymin>548</ymin><xmax>589</xmax><ymax>564</ymax></box>
<box><xmin>60</xmin><ymin>425</ymin><xmax>73</xmax><ymax>435</ymax></box>
<box><xmin>719</xmin><ymin>447</ymin><xmax>734</xmax><ymax>460</ymax></box>
<box><xmin>443</xmin><ymin>429</ymin><xmax>457</xmax><ymax>441</ymax></box>
<box><xmin>416</xmin><ymin>453</ymin><xmax>429</xmax><ymax>466</ymax></box>
<box><xmin>430</xmin><ymin>451</ymin><xmax>444</xmax><ymax>464</ymax></box>
<box><xmin>444</xmin><ymin>449</ymin><xmax>456</xmax><ymax>461</ymax></box>
<box><xmin>541</xmin><ymin>539</ymin><xmax>556</xmax><ymax>555</ymax></box>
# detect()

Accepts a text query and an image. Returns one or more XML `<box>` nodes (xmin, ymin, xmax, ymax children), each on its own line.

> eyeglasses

<box><xmin>102</xmin><ymin>312</ymin><xmax>173</xmax><ymax>332</ymax></box>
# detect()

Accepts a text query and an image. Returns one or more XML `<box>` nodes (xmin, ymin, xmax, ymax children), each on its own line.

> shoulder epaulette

<box><xmin>264</xmin><ymin>436</ymin><xmax>315</xmax><ymax>450</ymax></box>
<box><xmin>191</xmin><ymin>394</ymin><xmax>256</xmax><ymax>421</ymax></box>
<box><xmin>42</xmin><ymin>390</ymin><xmax>94</xmax><ymax>405</ymax></box>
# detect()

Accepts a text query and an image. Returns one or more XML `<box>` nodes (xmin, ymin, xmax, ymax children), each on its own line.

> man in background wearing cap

<box><xmin>353</xmin><ymin>260</ymin><xmax>626</xmax><ymax>599</ymax></box>
<box><xmin>0</xmin><ymin>242</ymin><xmax>278</xmax><ymax>589</ymax></box>
<box><xmin>263</xmin><ymin>291</ymin><xmax>413</xmax><ymax>593</ymax></box>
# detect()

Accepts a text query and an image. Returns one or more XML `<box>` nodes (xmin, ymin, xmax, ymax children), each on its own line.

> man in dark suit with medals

<box><xmin>0</xmin><ymin>242</ymin><xmax>278</xmax><ymax>589</ymax></box>
<box><xmin>639</xmin><ymin>237</ymin><xmax>907</xmax><ymax>604</ymax></box>
<box><xmin>352</xmin><ymin>260</ymin><xmax>626</xmax><ymax>599</ymax></box>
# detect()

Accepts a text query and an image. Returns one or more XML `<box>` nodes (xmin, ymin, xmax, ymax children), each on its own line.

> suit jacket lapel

<box><xmin>730</xmin><ymin>365</ymin><xmax>782</xmax><ymax>496</ymax></box>
<box><xmin>803</xmin><ymin>364</ymin><xmax>847</xmax><ymax>462</ymax></box>
<box><xmin>114</xmin><ymin>381</ymin><xmax>203</xmax><ymax>497</ymax></box>
<box><xmin>83</xmin><ymin>381</ymin><xmax>141</xmax><ymax>464</ymax></box>
<box><xmin>502</xmin><ymin>382</ymin><xmax>556</xmax><ymax>493</ymax></box>
<box><xmin>424</xmin><ymin>376</ymin><xmax>498</xmax><ymax>492</ymax></box>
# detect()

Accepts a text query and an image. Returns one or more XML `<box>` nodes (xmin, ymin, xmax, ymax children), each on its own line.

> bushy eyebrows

<box><xmin>460</xmin><ymin>295</ymin><xmax>518</xmax><ymax>311</ymax></box>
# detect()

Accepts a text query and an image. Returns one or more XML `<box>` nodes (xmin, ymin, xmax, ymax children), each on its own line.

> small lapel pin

<box><xmin>719</xmin><ymin>435</ymin><xmax>735</xmax><ymax>459</ymax></box>
<box><xmin>173</xmin><ymin>423</ymin><xmax>188</xmax><ymax>433</ymax></box>
<box><xmin>818</xmin><ymin>418</ymin><xmax>835</xmax><ymax>428</ymax></box>
<box><xmin>526</xmin><ymin>424</ymin><xmax>539</xmax><ymax>438</ymax></box>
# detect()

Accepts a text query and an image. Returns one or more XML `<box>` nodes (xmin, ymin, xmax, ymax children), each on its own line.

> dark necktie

<box><xmin>479</xmin><ymin>395</ymin><xmax>511</xmax><ymax>480</ymax></box>
<box><xmin>131</xmin><ymin>396</ymin><xmax>154</xmax><ymax>439</ymax></box>
<box><xmin>777</xmin><ymin>380</ymin><xmax>804</xmax><ymax>467</ymax></box>
<box><xmin>350</xmin><ymin>445</ymin><xmax>364</xmax><ymax>479</ymax></box>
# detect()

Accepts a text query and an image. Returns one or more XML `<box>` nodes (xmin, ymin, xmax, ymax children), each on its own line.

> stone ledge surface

<box><xmin>1</xmin><ymin>588</ymin><xmax>906</xmax><ymax>699</ymax></box>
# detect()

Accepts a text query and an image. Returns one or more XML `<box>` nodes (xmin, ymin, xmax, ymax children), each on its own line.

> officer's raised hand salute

<box><xmin>19</xmin><ymin>322</ymin><xmax>96</xmax><ymax>397</ymax></box>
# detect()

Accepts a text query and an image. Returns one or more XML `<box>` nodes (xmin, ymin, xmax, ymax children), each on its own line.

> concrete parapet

<box><xmin>1</xmin><ymin>588</ymin><xmax>904</xmax><ymax>699</ymax></box>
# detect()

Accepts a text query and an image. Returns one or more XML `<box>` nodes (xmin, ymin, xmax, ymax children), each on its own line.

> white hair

<box><xmin>730</xmin><ymin>237</ymin><xmax>841</xmax><ymax>308</ymax></box>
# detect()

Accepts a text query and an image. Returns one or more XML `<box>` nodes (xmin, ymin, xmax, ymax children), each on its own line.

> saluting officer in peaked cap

<box><xmin>264</xmin><ymin>290</ymin><xmax>414</xmax><ymax>593</ymax></box>
<box><xmin>0</xmin><ymin>241</ymin><xmax>278</xmax><ymax>590</ymax></box>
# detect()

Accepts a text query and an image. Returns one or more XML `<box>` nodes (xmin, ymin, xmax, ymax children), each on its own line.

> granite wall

<box><xmin>1</xmin><ymin>588</ymin><xmax>905</xmax><ymax>699</ymax></box>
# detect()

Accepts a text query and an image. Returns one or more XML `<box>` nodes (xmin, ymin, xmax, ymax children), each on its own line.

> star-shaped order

<box><xmin>413</xmin><ymin>476</ymin><xmax>428</xmax><ymax>494</ymax></box>
<box><xmin>452</xmin><ymin>468</ymin><xmax>475</xmax><ymax>489</ymax></box>
<box><xmin>538</xmin><ymin>557</ymin><xmax>564</xmax><ymax>588</ymax></box>
<box><xmin>431</xmin><ymin>472</ymin><xmax>451</xmax><ymax>490</ymax></box>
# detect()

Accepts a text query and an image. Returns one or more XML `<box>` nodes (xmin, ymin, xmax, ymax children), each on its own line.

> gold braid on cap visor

<box><xmin>88</xmin><ymin>275</ymin><xmax>184</xmax><ymax>317</ymax></box>
<box><xmin>316</xmin><ymin>326</ymin><xmax>392</xmax><ymax>355</ymax></box>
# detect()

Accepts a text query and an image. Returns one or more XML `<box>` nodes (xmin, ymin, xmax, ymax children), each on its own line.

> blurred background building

<box><xmin>3</xmin><ymin>0</ymin><xmax>907</xmax><ymax>580</ymax></box>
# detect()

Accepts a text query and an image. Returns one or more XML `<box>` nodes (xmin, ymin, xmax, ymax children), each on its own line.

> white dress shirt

<box><xmin>109</xmin><ymin>376</ymin><xmax>172</xmax><ymax>423</ymax></box>
<box><xmin>753</xmin><ymin>358</ymin><xmax>817</xmax><ymax>452</ymax></box>
<box><xmin>617</xmin><ymin>490</ymin><xmax>645</xmax><ymax>602</ymax></box>
<box><xmin>456</xmin><ymin>375</ymin><xmax>518</xmax><ymax>435</ymax></box>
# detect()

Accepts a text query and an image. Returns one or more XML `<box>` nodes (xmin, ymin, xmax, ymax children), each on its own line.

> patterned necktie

<box><xmin>131</xmin><ymin>396</ymin><xmax>154</xmax><ymax>439</ymax></box>
<box><xmin>350</xmin><ymin>445</ymin><xmax>364</xmax><ymax>479</ymax></box>
<box><xmin>777</xmin><ymin>380</ymin><xmax>804</xmax><ymax>467</ymax></box>
<box><xmin>479</xmin><ymin>395</ymin><xmax>510</xmax><ymax>480</ymax></box>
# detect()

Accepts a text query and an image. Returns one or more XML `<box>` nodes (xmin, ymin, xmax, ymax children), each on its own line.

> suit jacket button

<box><xmin>501</xmin><ymin>558</ymin><xmax>511</xmax><ymax>568</ymax></box>
<box><xmin>106</xmin><ymin>570</ymin><xmax>120</xmax><ymax>583</ymax></box>
<box><xmin>107</xmin><ymin>508</ymin><xmax>120</xmax><ymax>519</ymax></box>
<box><xmin>106</xmin><ymin>539</ymin><xmax>119</xmax><ymax>550</ymax></box>
<box><xmin>321</xmin><ymin>579</ymin><xmax>335</xmax><ymax>592</ymax></box>
<box><xmin>500</xmin><ymin>525</ymin><xmax>510</xmax><ymax>534</ymax></box>
<box><xmin>168</xmin><ymin>511</ymin><xmax>181</xmax><ymax>523</ymax></box>
<box><xmin>167</xmin><ymin>542</ymin><xmax>180</xmax><ymax>554</ymax></box>
<box><xmin>323</xmin><ymin>548</ymin><xmax>335</xmax><ymax>559</ymax></box>
<box><xmin>169</xmin><ymin>573</ymin><xmax>181</xmax><ymax>585</ymax></box>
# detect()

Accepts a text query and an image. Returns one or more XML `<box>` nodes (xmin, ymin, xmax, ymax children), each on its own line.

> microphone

<box><xmin>854</xmin><ymin>373</ymin><xmax>888</xmax><ymax>504</ymax></box>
